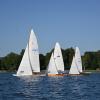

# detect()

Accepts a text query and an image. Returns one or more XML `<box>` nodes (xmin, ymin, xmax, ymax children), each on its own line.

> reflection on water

<box><xmin>0</xmin><ymin>72</ymin><xmax>100</xmax><ymax>100</ymax></box>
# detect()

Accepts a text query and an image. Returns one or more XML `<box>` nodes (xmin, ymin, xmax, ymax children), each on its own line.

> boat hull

<box><xmin>68</xmin><ymin>72</ymin><xmax>91</xmax><ymax>76</ymax></box>
<box><xmin>13</xmin><ymin>72</ymin><xmax>46</xmax><ymax>76</ymax></box>
<box><xmin>12</xmin><ymin>74</ymin><xmax>32</xmax><ymax>77</ymax></box>
<box><xmin>47</xmin><ymin>74</ymin><xmax>65</xmax><ymax>76</ymax></box>
<box><xmin>80</xmin><ymin>72</ymin><xmax>91</xmax><ymax>75</ymax></box>
<box><xmin>68</xmin><ymin>74</ymin><xmax>81</xmax><ymax>76</ymax></box>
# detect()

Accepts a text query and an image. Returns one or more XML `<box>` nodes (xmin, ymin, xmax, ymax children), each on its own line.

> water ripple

<box><xmin>0</xmin><ymin>72</ymin><xmax>100</xmax><ymax>100</ymax></box>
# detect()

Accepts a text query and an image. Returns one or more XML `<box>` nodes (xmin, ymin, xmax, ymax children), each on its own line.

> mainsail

<box><xmin>53</xmin><ymin>42</ymin><xmax>64</xmax><ymax>72</ymax></box>
<box><xmin>29</xmin><ymin>29</ymin><xmax>40</xmax><ymax>72</ymax></box>
<box><xmin>69</xmin><ymin>56</ymin><xmax>80</xmax><ymax>75</ymax></box>
<box><xmin>75</xmin><ymin>47</ymin><xmax>82</xmax><ymax>72</ymax></box>
<box><xmin>15</xmin><ymin>29</ymin><xmax>40</xmax><ymax>76</ymax></box>
<box><xmin>47</xmin><ymin>53</ymin><xmax>58</xmax><ymax>74</ymax></box>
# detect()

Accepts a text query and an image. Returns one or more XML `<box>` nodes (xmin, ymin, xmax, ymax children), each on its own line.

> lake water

<box><xmin>0</xmin><ymin>72</ymin><xmax>100</xmax><ymax>100</ymax></box>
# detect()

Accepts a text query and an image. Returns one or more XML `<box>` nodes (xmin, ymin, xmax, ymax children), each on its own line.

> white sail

<box><xmin>69</xmin><ymin>56</ymin><xmax>80</xmax><ymax>75</ymax></box>
<box><xmin>15</xmin><ymin>29</ymin><xmax>40</xmax><ymax>76</ymax></box>
<box><xmin>75</xmin><ymin>47</ymin><xmax>82</xmax><ymax>72</ymax></box>
<box><xmin>53</xmin><ymin>42</ymin><xmax>64</xmax><ymax>72</ymax></box>
<box><xmin>47</xmin><ymin>53</ymin><xmax>58</xmax><ymax>74</ymax></box>
<box><xmin>16</xmin><ymin>45</ymin><xmax>32</xmax><ymax>76</ymax></box>
<box><xmin>29</xmin><ymin>29</ymin><xmax>40</xmax><ymax>72</ymax></box>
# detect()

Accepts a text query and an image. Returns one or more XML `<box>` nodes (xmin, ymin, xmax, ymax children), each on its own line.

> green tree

<box><xmin>1</xmin><ymin>52</ymin><xmax>20</xmax><ymax>71</ymax></box>
<box><xmin>39</xmin><ymin>54</ymin><xmax>45</xmax><ymax>70</ymax></box>
<box><xmin>62</xmin><ymin>48</ymin><xmax>74</xmax><ymax>70</ymax></box>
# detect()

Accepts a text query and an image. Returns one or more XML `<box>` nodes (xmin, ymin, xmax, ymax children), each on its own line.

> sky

<box><xmin>0</xmin><ymin>0</ymin><xmax>100</xmax><ymax>56</ymax></box>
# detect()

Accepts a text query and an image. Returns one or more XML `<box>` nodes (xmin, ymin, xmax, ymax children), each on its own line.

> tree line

<box><xmin>0</xmin><ymin>48</ymin><xmax>100</xmax><ymax>71</ymax></box>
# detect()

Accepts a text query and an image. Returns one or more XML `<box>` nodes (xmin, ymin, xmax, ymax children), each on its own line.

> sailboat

<box><xmin>75</xmin><ymin>47</ymin><xmax>91</xmax><ymax>75</ymax></box>
<box><xmin>13</xmin><ymin>29</ymin><xmax>40</xmax><ymax>76</ymax></box>
<box><xmin>47</xmin><ymin>42</ymin><xmax>64</xmax><ymax>76</ymax></box>
<box><xmin>75</xmin><ymin>47</ymin><xmax>83</xmax><ymax>73</ymax></box>
<box><xmin>47</xmin><ymin>53</ymin><xmax>58</xmax><ymax>76</ymax></box>
<box><xmin>53</xmin><ymin>42</ymin><xmax>64</xmax><ymax>73</ymax></box>
<box><xmin>69</xmin><ymin>56</ymin><xmax>80</xmax><ymax>75</ymax></box>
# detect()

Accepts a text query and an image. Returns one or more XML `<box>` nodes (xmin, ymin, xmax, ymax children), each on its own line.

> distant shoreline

<box><xmin>0</xmin><ymin>70</ymin><xmax>16</xmax><ymax>72</ymax></box>
<box><xmin>84</xmin><ymin>70</ymin><xmax>100</xmax><ymax>73</ymax></box>
<box><xmin>0</xmin><ymin>70</ymin><xmax>100</xmax><ymax>73</ymax></box>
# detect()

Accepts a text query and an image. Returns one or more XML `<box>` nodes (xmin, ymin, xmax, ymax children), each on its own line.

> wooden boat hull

<box><xmin>47</xmin><ymin>74</ymin><xmax>65</xmax><ymax>76</ymax></box>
